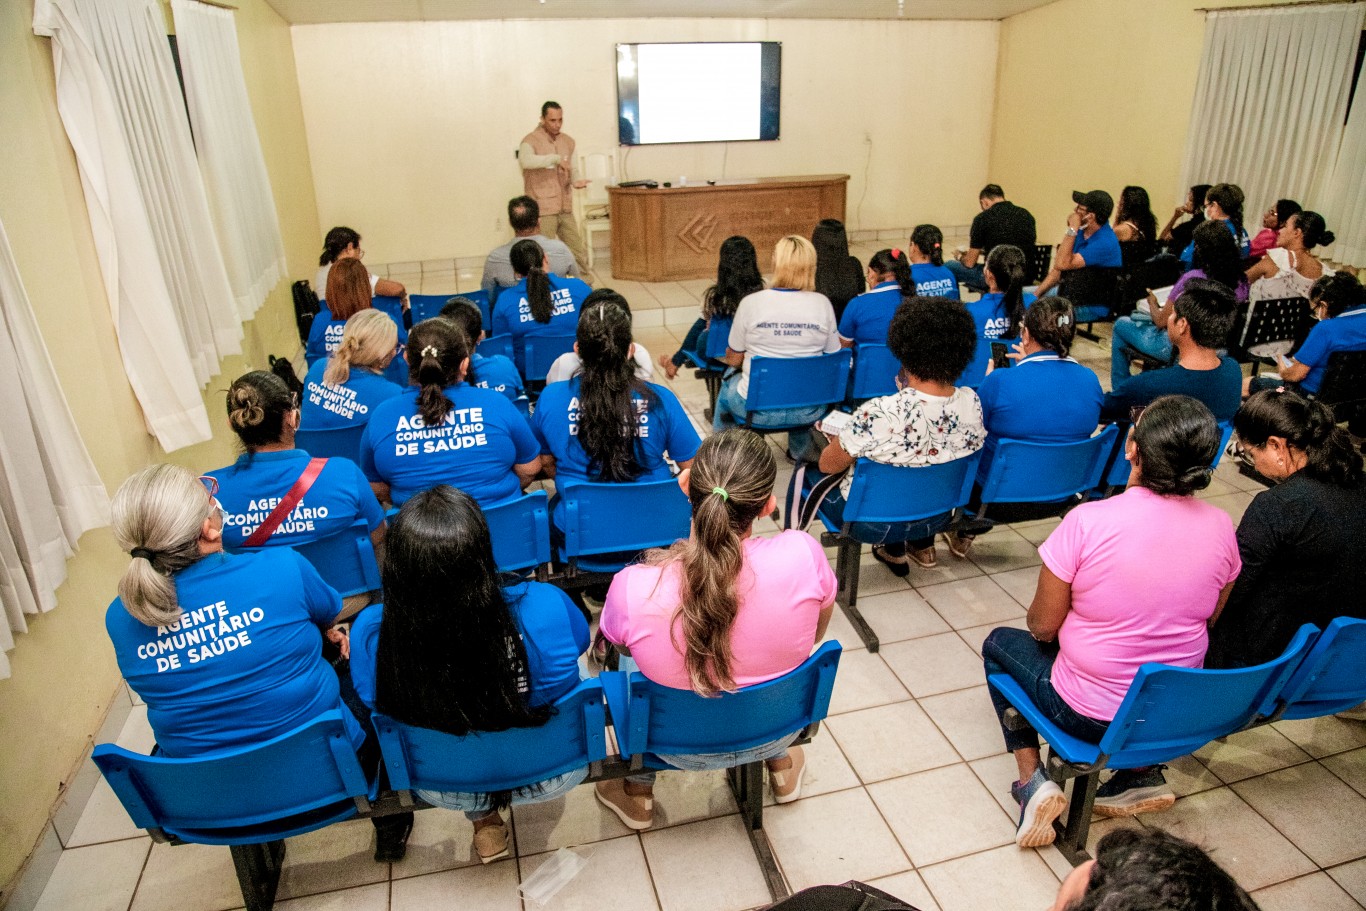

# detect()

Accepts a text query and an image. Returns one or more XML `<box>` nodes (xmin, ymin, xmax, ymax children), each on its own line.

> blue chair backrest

<box><xmin>841</xmin><ymin>454</ymin><xmax>982</xmax><ymax>526</ymax></box>
<box><xmin>295</xmin><ymin>426</ymin><xmax>366</xmax><ymax>462</ymax></box>
<box><xmin>92</xmin><ymin>711</ymin><xmax>371</xmax><ymax>843</ymax></box>
<box><xmin>525</xmin><ymin>334</ymin><xmax>578</xmax><ymax>382</ymax></box>
<box><xmin>561</xmin><ymin>479</ymin><xmax>691</xmax><ymax>559</ymax></box>
<box><xmin>483</xmin><ymin>490</ymin><xmax>552</xmax><ymax>575</ymax></box>
<box><xmin>850</xmin><ymin>345</ymin><xmax>900</xmax><ymax>400</ymax></box>
<box><xmin>372</xmin><ymin>294</ymin><xmax>406</xmax><ymax>327</ymax></box>
<box><xmin>408</xmin><ymin>293</ymin><xmax>449</xmax><ymax>325</ymax></box>
<box><xmin>703</xmin><ymin>317</ymin><xmax>733</xmax><ymax>361</ymax></box>
<box><xmin>1103</xmin><ymin>421</ymin><xmax>1233</xmax><ymax>489</ymax></box>
<box><xmin>373</xmin><ymin>678</ymin><xmax>606</xmax><ymax>796</ymax></box>
<box><xmin>607</xmin><ymin>642</ymin><xmax>842</xmax><ymax>758</ymax></box>
<box><xmin>978</xmin><ymin>425</ymin><xmax>1118</xmax><ymax>505</ymax></box>
<box><xmin>478</xmin><ymin>333</ymin><xmax>515</xmax><ymax>362</ymax></box>
<box><xmin>1273</xmin><ymin>617</ymin><xmax>1366</xmax><ymax>720</ymax></box>
<box><xmin>746</xmin><ymin>350</ymin><xmax>852</xmax><ymax>412</ymax></box>
<box><xmin>1094</xmin><ymin>625</ymin><xmax>1316</xmax><ymax>768</ymax></box>
<box><xmin>958</xmin><ymin>337</ymin><xmax>993</xmax><ymax>389</ymax></box>
<box><xmin>291</xmin><ymin>519</ymin><xmax>381</xmax><ymax>598</ymax></box>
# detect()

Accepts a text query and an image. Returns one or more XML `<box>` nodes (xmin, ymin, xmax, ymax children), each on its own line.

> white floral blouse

<box><xmin>837</xmin><ymin>386</ymin><xmax>986</xmax><ymax>496</ymax></box>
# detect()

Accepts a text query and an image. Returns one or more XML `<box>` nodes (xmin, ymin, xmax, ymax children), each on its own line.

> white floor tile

<box><xmin>1327</xmin><ymin>857</ymin><xmax>1366</xmax><ymax>904</ymax></box>
<box><xmin>918</xmin><ymin>686</ymin><xmax>1007</xmax><ymax>761</ymax></box>
<box><xmin>1272</xmin><ymin>716</ymin><xmax>1366</xmax><ymax>760</ymax></box>
<box><xmin>512</xmin><ymin>779</ymin><xmax>633</xmax><ymax>855</ymax></box>
<box><xmin>788</xmin><ymin>727</ymin><xmax>862</xmax><ymax>799</ymax></box>
<box><xmin>879</xmin><ymin>633</ymin><xmax>988</xmax><ymax>698</ymax></box>
<box><xmin>276</xmin><ymin>818</ymin><xmax>389</xmax><ymax>901</ymax></box>
<box><xmin>389</xmin><ymin>860</ymin><xmax>521</xmax><ymax>911</ymax></box>
<box><xmin>955</xmin><ymin>617</ymin><xmax>1028</xmax><ymax>657</ymax></box>
<box><xmin>834</xmin><ymin>589</ymin><xmax>952</xmax><ymax>647</ymax></box>
<box><xmin>643</xmin><ymin>816</ymin><xmax>769</xmax><ymax>911</ymax></box>
<box><xmin>916</xmin><ymin>577</ymin><xmax>1025</xmax><ymax>631</ymax></box>
<box><xmin>764</xmin><ymin>788</ymin><xmax>911</xmax><ymax>891</ymax></box>
<box><xmin>390</xmin><ymin>807</ymin><xmax>483</xmax><ymax>879</ymax></box>
<box><xmin>522</xmin><ymin>835</ymin><xmax>659</xmax><ymax>911</ymax></box>
<box><xmin>1195</xmin><ymin>725</ymin><xmax>1313</xmax><ymax>784</ymax></box>
<box><xmin>132</xmin><ymin>841</ymin><xmax>241</xmax><ymax>911</ymax></box>
<box><xmin>826</xmin><ymin>701</ymin><xmax>961</xmax><ymax>784</ymax></box>
<box><xmin>33</xmin><ymin>838</ymin><xmax>150</xmax><ymax>911</ymax></box>
<box><xmin>1252</xmin><ymin>871</ymin><xmax>1363</xmax><ymax>911</ymax></box>
<box><xmin>918</xmin><ymin>844</ymin><xmax>1063</xmax><ymax>911</ymax></box>
<box><xmin>868</xmin><ymin>764</ymin><xmax>1015</xmax><ymax>867</ymax></box>
<box><xmin>825</xmin><ymin>649</ymin><xmax>910</xmax><ymax>716</ymax></box>
<box><xmin>864</xmin><ymin>870</ymin><xmax>941</xmax><ymax>911</ymax></box>
<box><xmin>649</xmin><ymin>767</ymin><xmax>740</xmax><ymax>830</ymax></box>
<box><xmin>1323</xmin><ymin>748</ymin><xmax>1366</xmax><ymax>799</ymax></box>
<box><xmin>963</xmin><ymin>527</ymin><xmax>1040</xmax><ymax>575</ymax></box>
<box><xmin>1231</xmin><ymin>763</ymin><xmax>1366</xmax><ymax>868</ymax></box>
<box><xmin>66</xmin><ymin>778</ymin><xmax>143</xmax><ymax>847</ymax></box>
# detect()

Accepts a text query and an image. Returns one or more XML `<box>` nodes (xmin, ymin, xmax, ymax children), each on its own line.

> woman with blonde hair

<box><xmin>306</xmin><ymin>258</ymin><xmax>408</xmax><ymax>386</ymax></box>
<box><xmin>302</xmin><ymin>309</ymin><xmax>403</xmax><ymax>433</ymax></box>
<box><xmin>594</xmin><ymin>429</ymin><xmax>837</xmax><ymax>829</ymax></box>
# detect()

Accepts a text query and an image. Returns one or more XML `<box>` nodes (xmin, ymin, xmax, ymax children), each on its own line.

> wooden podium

<box><xmin>607</xmin><ymin>175</ymin><xmax>849</xmax><ymax>282</ymax></box>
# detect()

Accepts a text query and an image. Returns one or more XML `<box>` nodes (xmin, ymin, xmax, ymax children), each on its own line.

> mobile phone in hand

<box><xmin>990</xmin><ymin>342</ymin><xmax>1012</xmax><ymax>370</ymax></box>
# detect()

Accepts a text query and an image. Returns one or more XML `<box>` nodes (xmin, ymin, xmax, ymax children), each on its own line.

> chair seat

<box><xmin>163</xmin><ymin>797</ymin><xmax>366</xmax><ymax>846</ymax></box>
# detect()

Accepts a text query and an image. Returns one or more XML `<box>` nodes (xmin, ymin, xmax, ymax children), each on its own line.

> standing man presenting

<box><xmin>520</xmin><ymin>101</ymin><xmax>594</xmax><ymax>282</ymax></box>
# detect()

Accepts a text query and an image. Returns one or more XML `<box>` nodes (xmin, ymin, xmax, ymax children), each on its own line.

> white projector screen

<box><xmin>616</xmin><ymin>42</ymin><xmax>781</xmax><ymax>146</ymax></box>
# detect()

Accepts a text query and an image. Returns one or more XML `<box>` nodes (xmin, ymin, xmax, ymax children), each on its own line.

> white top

<box><xmin>837</xmin><ymin>386</ymin><xmax>985</xmax><ymax>496</ymax></box>
<box><xmin>727</xmin><ymin>288</ymin><xmax>842</xmax><ymax>397</ymax></box>
<box><xmin>315</xmin><ymin>262</ymin><xmax>380</xmax><ymax>301</ymax></box>
<box><xmin>545</xmin><ymin>343</ymin><xmax>654</xmax><ymax>384</ymax></box>
<box><xmin>1250</xmin><ymin>248</ymin><xmax>1333</xmax><ymax>302</ymax></box>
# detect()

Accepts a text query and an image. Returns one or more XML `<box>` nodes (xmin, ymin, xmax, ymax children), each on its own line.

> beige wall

<box><xmin>0</xmin><ymin>0</ymin><xmax>318</xmax><ymax>887</ymax></box>
<box><xmin>989</xmin><ymin>0</ymin><xmax>1320</xmax><ymax>236</ymax></box>
<box><xmin>290</xmin><ymin>17</ymin><xmax>1001</xmax><ymax>265</ymax></box>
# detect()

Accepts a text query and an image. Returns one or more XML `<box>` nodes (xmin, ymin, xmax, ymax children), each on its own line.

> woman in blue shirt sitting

<box><xmin>838</xmin><ymin>248</ymin><xmax>914</xmax><ymax>348</ymax></box>
<box><xmin>348</xmin><ymin>485</ymin><xmax>589</xmax><ymax>863</ymax></box>
<box><xmin>306</xmin><ymin>258</ymin><xmax>408</xmax><ymax>387</ymax></box>
<box><xmin>302</xmin><ymin>309</ymin><xmax>404</xmax><ymax>433</ymax></box>
<box><xmin>490</xmin><ymin>239</ymin><xmax>592</xmax><ymax>375</ymax></box>
<box><xmin>907</xmin><ymin>224</ymin><xmax>960</xmax><ymax>300</ymax></box>
<box><xmin>532</xmin><ymin>295</ymin><xmax>702</xmax><ymax>534</ymax></box>
<box><xmin>360</xmin><ymin>319</ymin><xmax>542</xmax><ymax>508</ymax></box>
<box><xmin>969</xmin><ymin>244</ymin><xmax>1036</xmax><ymax>342</ymax></box>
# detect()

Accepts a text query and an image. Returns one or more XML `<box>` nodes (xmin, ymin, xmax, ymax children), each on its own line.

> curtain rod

<box><xmin>1196</xmin><ymin>0</ymin><xmax>1359</xmax><ymax>13</ymax></box>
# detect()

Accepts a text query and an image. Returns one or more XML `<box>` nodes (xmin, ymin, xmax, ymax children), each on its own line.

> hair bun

<box><xmin>1320</xmin><ymin>230</ymin><xmax>1336</xmax><ymax>247</ymax></box>
<box><xmin>228</xmin><ymin>388</ymin><xmax>265</xmax><ymax>429</ymax></box>
<box><xmin>1303</xmin><ymin>400</ymin><xmax>1337</xmax><ymax>444</ymax></box>
<box><xmin>1179</xmin><ymin>465</ymin><xmax>1213</xmax><ymax>491</ymax></box>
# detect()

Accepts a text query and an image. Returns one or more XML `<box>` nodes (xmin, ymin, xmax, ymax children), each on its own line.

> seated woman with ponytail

<box><xmin>531</xmin><ymin>298</ymin><xmax>701</xmax><ymax>533</ymax></box>
<box><xmin>302</xmin><ymin>309</ymin><xmax>404</xmax><ymax>432</ymax></box>
<box><xmin>306</xmin><ymin>258</ymin><xmax>408</xmax><ymax>387</ymax></box>
<box><xmin>1206</xmin><ymin>390</ymin><xmax>1366</xmax><ymax>670</ymax></box>
<box><xmin>837</xmin><ymin>248</ymin><xmax>915</xmax><ymax>348</ymax></box>
<box><xmin>907</xmin><ymin>224</ymin><xmax>960</xmax><ymax>300</ymax></box>
<box><xmin>967</xmin><ymin>244</ymin><xmax>1034</xmax><ymax>342</ymax></box>
<box><xmin>491</xmin><ymin>238</ymin><xmax>592</xmax><ymax>375</ymax></box>
<box><xmin>348</xmin><ymin>485</ymin><xmax>589</xmax><ymax>863</ymax></box>
<box><xmin>205</xmin><ymin>371</ymin><xmax>386</xmax><ymax>553</ymax></box>
<box><xmin>360</xmin><ymin>319</ymin><xmax>542</xmax><ymax>507</ymax></box>
<box><xmin>594</xmin><ymin>430</ymin><xmax>837</xmax><ymax>830</ymax></box>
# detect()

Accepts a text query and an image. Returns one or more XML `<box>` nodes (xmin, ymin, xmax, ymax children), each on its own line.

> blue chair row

<box><xmin>93</xmin><ymin>644</ymin><xmax>844</xmax><ymax>910</ymax></box>
<box><xmin>988</xmin><ymin>616</ymin><xmax>1366</xmax><ymax>863</ymax></box>
<box><xmin>408</xmin><ymin>289</ymin><xmax>493</xmax><ymax>328</ymax></box>
<box><xmin>1098</xmin><ymin>420</ymin><xmax>1234</xmax><ymax>493</ymax></box>
<box><xmin>682</xmin><ymin>316</ymin><xmax>733</xmax><ymax>421</ymax></box>
<box><xmin>848</xmin><ymin>343</ymin><xmax>900</xmax><ymax>402</ymax></box>
<box><xmin>739</xmin><ymin>350</ymin><xmax>852</xmax><ymax>434</ymax></box>
<box><xmin>524</xmin><ymin>334</ymin><xmax>578</xmax><ymax>384</ymax></box>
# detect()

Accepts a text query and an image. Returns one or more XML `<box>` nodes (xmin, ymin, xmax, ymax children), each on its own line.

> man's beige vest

<box><xmin>521</xmin><ymin>126</ymin><xmax>576</xmax><ymax>217</ymax></box>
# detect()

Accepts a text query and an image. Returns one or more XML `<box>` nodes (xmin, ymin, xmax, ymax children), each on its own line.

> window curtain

<box><xmin>0</xmin><ymin>218</ymin><xmax>110</xmax><ymax>681</ymax></box>
<box><xmin>1178</xmin><ymin>4</ymin><xmax>1365</xmax><ymax>225</ymax></box>
<box><xmin>1321</xmin><ymin>63</ymin><xmax>1366</xmax><ymax>268</ymax></box>
<box><xmin>33</xmin><ymin>0</ymin><xmax>238</xmax><ymax>451</ymax></box>
<box><xmin>170</xmin><ymin>0</ymin><xmax>286</xmax><ymax>321</ymax></box>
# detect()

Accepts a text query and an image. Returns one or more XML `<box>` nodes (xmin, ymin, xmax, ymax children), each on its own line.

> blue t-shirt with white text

<box><xmin>1292</xmin><ymin>308</ymin><xmax>1366</xmax><ymax>394</ymax></box>
<box><xmin>967</xmin><ymin>292</ymin><xmax>1037</xmax><ymax>340</ymax></box>
<box><xmin>305</xmin><ymin>307</ymin><xmax>409</xmax><ymax>387</ymax></box>
<box><xmin>470</xmin><ymin>352</ymin><xmax>525</xmax><ymax>402</ymax></box>
<box><xmin>911</xmin><ymin>263</ymin><xmax>960</xmax><ymax>300</ymax></box>
<box><xmin>301</xmin><ymin>359</ymin><xmax>403</xmax><ymax>432</ymax></box>
<box><xmin>490</xmin><ymin>275</ymin><xmax>591</xmax><ymax>373</ymax></box>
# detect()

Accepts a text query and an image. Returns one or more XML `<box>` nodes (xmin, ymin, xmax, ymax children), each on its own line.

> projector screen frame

<box><xmin>615</xmin><ymin>41</ymin><xmax>782</xmax><ymax>147</ymax></box>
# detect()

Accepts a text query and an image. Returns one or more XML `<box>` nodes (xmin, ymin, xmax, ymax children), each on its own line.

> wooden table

<box><xmin>607</xmin><ymin>174</ymin><xmax>849</xmax><ymax>282</ymax></box>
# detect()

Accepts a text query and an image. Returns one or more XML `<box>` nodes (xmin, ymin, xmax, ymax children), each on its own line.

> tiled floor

<box><xmin>25</xmin><ymin>257</ymin><xmax>1366</xmax><ymax>911</ymax></box>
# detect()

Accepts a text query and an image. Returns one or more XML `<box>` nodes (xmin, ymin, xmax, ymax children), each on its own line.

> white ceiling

<box><xmin>263</xmin><ymin>0</ymin><xmax>1061</xmax><ymax>25</ymax></box>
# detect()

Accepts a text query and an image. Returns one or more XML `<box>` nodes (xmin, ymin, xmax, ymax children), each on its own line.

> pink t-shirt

<box><xmin>1039</xmin><ymin>486</ymin><xmax>1241</xmax><ymax>721</ymax></box>
<box><xmin>600</xmin><ymin>530</ymin><xmax>837</xmax><ymax>692</ymax></box>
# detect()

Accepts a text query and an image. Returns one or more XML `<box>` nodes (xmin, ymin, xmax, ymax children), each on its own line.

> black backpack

<box><xmin>291</xmin><ymin>279</ymin><xmax>321</xmax><ymax>345</ymax></box>
<box><xmin>268</xmin><ymin>354</ymin><xmax>304</xmax><ymax>402</ymax></box>
<box><xmin>765</xmin><ymin>881</ymin><xmax>926</xmax><ymax>911</ymax></box>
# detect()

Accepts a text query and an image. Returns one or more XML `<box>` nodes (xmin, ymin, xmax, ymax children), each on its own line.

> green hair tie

<box><xmin>711</xmin><ymin>486</ymin><xmax>729</xmax><ymax>501</ymax></box>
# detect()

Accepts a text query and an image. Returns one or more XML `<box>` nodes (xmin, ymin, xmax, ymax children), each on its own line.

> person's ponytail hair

<box><xmin>406</xmin><ymin>318</ymin><xmax>470</xmax><ymax>427</ymax></box>
<box><xmin>703</xmin><ymin>236</ymin><xmax>764</xmax><ymax>319</ymax></box>
<box><xmin>1023</xmin><ymin>296</ymin><xmax>1076</xmax><ymax>358</ymax></box>
<box><xmin>986</xmin><ymin>244</ymin><xmax>1028</xmax><ymax>337</ymax></box>
<box><xmin>1132</xmin><ymin>395</ymin><xmax>1219</xmax><ymax>497</ymax></box>
<box><xmin>868</xmin><ymin>248</ymin><xmax>915</xmax><ymax>297</ymax></box>
<box><xmin>112</xmin><ymin>465</ymin><xmax>214</xmax><ymax>628</ymax></box>
<box><xmin>1293</xmin><ymin>211</ymin><xmax>1336</xmax><ymax>250</ymax></box>
<box><xmin>576</xmin><ymin>298</ymin><xmax>653</xmax><ymax>482</ymax></box>
<box><xmin>910</xmin><ymin>224</ymin><xmax>945</xmax><ymax>267</ymax></box>
<box><xmin>1234</xmin><ymin>390</ymin><xmax>1363</xmax><ymax>488</ymax></box>
<box><xmin>648</xmin><ymin>429</ymin><xmax>776</xmax><ymax>696</ymax></box>
<box><xmin>227</xmin><ymin>371</ymin><xmax>294</xmax><ymax>452</ymax></box>
<box><xmin>319</xmin><ymin>226</ymin><xmax>360</xmax><ymax>267</ymax></box>
<box><xmin>325</xmin><ymin>309</ymin><xmax>398</xmax><ymax>385</ymax></box>
<box><xmin>511</xmin><ymin>239</ymin><xmax>552</xmax><ymax>322</ymax></box>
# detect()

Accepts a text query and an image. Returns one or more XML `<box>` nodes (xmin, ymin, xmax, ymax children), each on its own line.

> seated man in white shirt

<box><xmin>482</xmin><ymin>196</ymin><xmax>579</xmax><ymax>297</ymax></box>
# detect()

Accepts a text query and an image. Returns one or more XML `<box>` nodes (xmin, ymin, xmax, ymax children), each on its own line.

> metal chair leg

<box><xmin>1053</xmin><ymin>771</ymin><xmax>1099</xmax><ymax>865</ymax></box>
<box><xmin>727</xmin><ymin>761</ymin><xmax>788</xmax><ymax>902</ymax></box>
<box><xmin>229</xmin><ymin>840</ymin><xmax>285</xmax><ymax>911</ymax></box>
<box><xmin>835</xmin><ymin>538</ymin><xmax>879</xmax><ymax>652</ymax></box>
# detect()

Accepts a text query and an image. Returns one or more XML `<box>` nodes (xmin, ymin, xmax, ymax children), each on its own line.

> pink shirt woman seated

<box><xmin>595</xmin><ymin>429</ymin><xmax>836</xmax><ymax>830</ymax></box>
<box><xmin>980</xmin><ymin>395</ymin><xmax>1240</xmax><ymax>849</ymax></box>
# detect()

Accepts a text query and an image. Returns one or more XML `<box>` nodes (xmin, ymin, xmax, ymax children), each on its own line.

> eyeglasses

<box><xmin>1228</xmin><ymin>437</ymin><xmax>1255</xmax><ymax>470</ymax></box>
<box><xmin>198</xmin><ymin>475</ymin><xmax>219</xmax><ymax>497</ymax></box>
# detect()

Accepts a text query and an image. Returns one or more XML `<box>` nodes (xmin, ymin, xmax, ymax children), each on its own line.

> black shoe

<box><xmin>871</xmin><ymin>545</ymin><xmax>911</xmax><ymax>578</ymax></box>
<box><xmin>373</xmin><ymin>814</ymin><xmax>414</xmax><ymax>863</ymax></box>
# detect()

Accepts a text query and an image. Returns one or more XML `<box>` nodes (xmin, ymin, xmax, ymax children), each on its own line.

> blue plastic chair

<box><xmin>1099</xmin><ymin>421</ymin><xmax>1234</xmax><ymax>493</ymax></box>
<box><xmin>483</xmin><ymin>490</ymin><xmax>552</xmax><ymax>579</ymax></box>
<box><xmin>477</xmin><ymin>333</ymin><xmax>515</xmax><ymax>362</ymax></box>
<box><xmin>372</xmin><ymin>294</ymin><xmax>407</xmax><ymax>329</ymax></box>
<box><xmin>294</xmin><ymin>426</ymin><xmax>366</xmax><ymax>462</ymax></box>
<box><xmin>93</xmin><ymin>710</ymin><xmax>375</xmax><ymax>910</ymax></box>
<box><xmin>742</xmin><ymin>350</ymin><xmax>852</xmax><ymax>433</ymax></box>
<box><xmin>816</xmin><ymin>455</ymin><xmax>981</xmax><ymax>652</ymax></box>
<box><xmin>373</xmin><ymin>678</ymin><xmax>606</xmax><ymax>805</ymax></box>
<box><xmin>957</xmin><ymin>337</ymin><xmax>993</xmax><ymax>389</ymax></box>
<box><xmin>849</xmin><ymin>344</ymin><xmax>900</xmax><ymax>402</ymax></box>
<box><xmin>1269</xmin><ymin>617</ymin><xmax>1366</xmax><ymax>721</ymax></box>
<box><xmin>290</xmin><ymin>519</ymin><xmax>381</xmax><ymax>600</ymax></box>
<box><xmin>974</xmin><ymin>425</ymin><xmax>1119</xmax><ymax>520</ymax></box>
<box><xmin>524</xmin><ymin>334</ymin><xmax>578</xmax><ymax>383</ymax></box>
<box><xmin>407</xmin><ymin>293</ymin><xmax>450</xmax><ymax>325</ymax></box>
<box><xmin>987</xmin><ymin>624</ymin><xmax>1317</xmax><ymax>862</ymax></box>
<box><xmin>682</xmin><ymin>317</ymin><xmax>733</xmax><ymax>420</ymax></box>
<box><xmin>557</xmin><ymin>479</ymin><xmax>691</xmax><ymax>574</ymax></box>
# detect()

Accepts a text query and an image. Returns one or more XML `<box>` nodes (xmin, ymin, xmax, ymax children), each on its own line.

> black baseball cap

<box><xmin>1072</xmin><ymin>189</ymin><xmax>1114</xmax><ymax>223</ymax></box>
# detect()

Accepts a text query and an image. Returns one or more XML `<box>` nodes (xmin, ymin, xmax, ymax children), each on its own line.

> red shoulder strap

<box><xmin>242</xmin><ymin>458</ymin><xmax>327</xmax><ymax>547</ymax></box>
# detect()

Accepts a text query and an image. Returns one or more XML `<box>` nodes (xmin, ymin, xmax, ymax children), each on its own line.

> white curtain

<box><xmin>34</xmin><ymin>0</ymin><xmax>236</xmax><ymax>451</ymax></box>
<box><xmin>0</xmin><ymin>218</ymin><xmax>111</xmax><ymax>681</ymax></box>
<box><xmin>170</xmin><ymin>0</ymin><xmax>286</xmax><ymax>321</ymax></box>
<box><xmin>1321</xmin><ymin>63</ymin><xmax>1366</xmax><ymax>268</ymax></box>
<box><xmin>1178</xmin><ymin>4</ymin><xmax>1365</xmax><ymax>224</ymax></box>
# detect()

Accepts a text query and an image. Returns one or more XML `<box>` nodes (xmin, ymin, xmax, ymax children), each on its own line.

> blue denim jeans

<box><xmin>981</xmin><ymin>628</ymin><xmax>1110</xmax><ymax>753</ymax></box>
<box><xmin>712</xmin><ymin>372</ymin><xmax>825</xmax><ymax>433</ymax></box>
<box><xmin>418</xmin><ymin>766</ymin><xmax>590</xmax><ymax>820</ymax></box>
<box><xmin>946</xmin><ymin>259</ymin><xmax>988</xmax><ymax>293</ymax></box>
<box><xmin>671</xmin><ymin>318</ymin><xmax>707</xmax><ymax>367</ymax></box>
<box><xmin>1110</xmin><ymin>314</ymin><xmax>1173</xmax><ymax>387</ymax></box>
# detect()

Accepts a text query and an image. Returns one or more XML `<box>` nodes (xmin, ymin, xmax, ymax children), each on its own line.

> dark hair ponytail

<box><xmin>703</xmin><ymin>236</ymin><xmax>764</xmax><ymax>319</ymax></box>
<box><xmin>1132</xmin><ymin>395</ymin><xmax>1219</xmax><ymax>496</ymax></box>
<box><xmin>406</xmin><ymin>318</ymin><xmax>470</xmax><ymax>428</ymax></box>
<box><xmin>1234</xmin><ymin>390</ymin><xmax>1363</xmax><ymax>488</ymax></box>
<box><xmin>868</xmin><ymin>248</ymin><xmax>914</xmax><ymax>297</ymax></box>
<box><xmin>576</xmin><ymin>300</ymin><xmax>653</xmax><ymax>482</ymax></box>
<box><xmin>511</xmin><ymin>239</ymin><xmax>552</xmax><ymax>323</ymax></box>
<box><xmin>319</xmin><ymin>226</ymin><xmax>360</xmax><ymax>267</ymax></box>
<box><xmin>911</xmin><ymin>224</ymin><xmax>945</xmax><ymax>267</ymax></box>
<box><xmin>986</xmin><ymin>244</ymin><xmax>1028</xmax><ymax>337</ymax></box>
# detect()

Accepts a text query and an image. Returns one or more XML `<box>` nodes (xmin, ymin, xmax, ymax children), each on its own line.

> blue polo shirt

<box><xmin>1072</xmin><ymin>223</ymin><xmax>1123</xmax><ymax>268</ymax></box>
<box><xmin>911</xmin><ymin>263</ymin><xmax>960</xmax><ymax>300</ymax></box>
<box><xmin>470</xmin><ymin>352</ymin><xmax>524</xmax><ymax>402</ymax></box>
<box><xmin>1179</xmin><ymin>220</ymin><xmax>1251</xmax><ymax>268</ymax></box>
<box><xmin>305</xmin><ymin>308</ymin><xmax>409</xmax><ymax>387</ymax></box>
<box><xmin>977</xmin><ymin>352</ymin><xmax>1103</xmax><ymax>446</ymax></box>
<box><xmin>106</xmin><ymin>549</ymin><xmax>361</xmax><ymax>758</ymax></box>
<box><xmin>490</xmin><ymin>275</ymin><xmax>592</xmax><ymax>373</ymax></box>
<box><xmin>838</xmin><ymin>282</ymin><xmax>903</xmax><ymax>346</ymax></box>
<box><xmin>301</xmin><ymin>359</ymin><xmax>403</xmax><ymax>432</ymax></box>
<box><xmin>1292</xmin><ymin>308</ymin><xmax>1366</xmax><ymax>394</ymax></box>
<box><xmin>205</xmin><ymin>450</ymin><xmax>385</xmax><ymax>549</ymax></box>
<box><xmin>348</xmin><ymin>582</ymin><xmax>589</xmax><ymax>711</ymax></box>
<box><xmin>967</xmin><ymin>292</ymin><xmax>1037</xmax><ymax>340</ymax></box>
<box><xmin>360</xmin><ymin>385</ymin><xmax>539</xmax><ymax>507</ymax></box>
